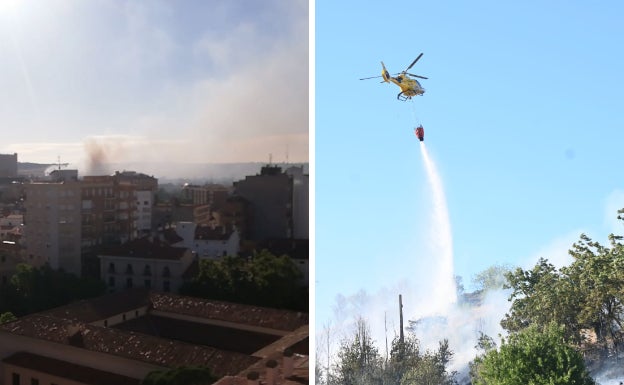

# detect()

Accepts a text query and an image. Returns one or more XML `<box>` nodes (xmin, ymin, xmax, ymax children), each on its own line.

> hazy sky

<box><xmin>0</xmin><ymin>0</ymin><xmax>308</xmax><ymax>170</ymax></box>
<box><xmin>315</xmin><ymin>0</ymin><xmax>624</xmax><ymax>339</ymax></box>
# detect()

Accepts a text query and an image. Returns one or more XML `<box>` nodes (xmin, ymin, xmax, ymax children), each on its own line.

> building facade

<box><xmin>0</xmin><ymin>154</ymin><xmax>17</xmax><ymax>178</ymax></box>
<box><xmin>99</xmin><ymin>238</ymin><xmax>194</xmax><ymax>293</ymax></box>
<box><xmin>181</xmin><ymin>183</ymin><xmax>231</xmax><ymax>207</ymax></box>
<box><xmin>285</xmin><ymin>166</ymin><xmax>309</xmax><ymax>240</ymax></box>
<box><xmin>233</xmin><ymin>166</ymin><xmax>294</xmax><ymax>242</ymax></box>
<box><xmin>24</xmin><ymin>182</ymin><xmax>82</xmax><ymax>275</ymax></box>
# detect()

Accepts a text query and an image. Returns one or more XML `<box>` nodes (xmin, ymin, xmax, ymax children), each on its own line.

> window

<box><xmin>31</xmin><ymin>378</ymin><xmax>39</xmax><ymax>385</ymax></box>
<box><xmin>12</xmin><ymin>373</ymin><xmax>19</xmax><ymax>385</ymax></box>
<box><xmin>104</xmin><ymin>320</ymin><xmax>108</xmax><ymax>327</ymax></box>
<box><xmin>126</xmin><ymin>277</ymin><xmax>133</xmax><ymax>288</ymax></box>
<box><xmin>108</xmin><ymin>262</ymin><xmax>115</xmax><ymax>273</ymax></box>
<box><xmin>143</xmin><ymin>265</ymin><xmax>152</xmax><ymax>276</ymax></box>
<box><xmin>163</xmin><ymin>280</ymin><xmax>170</xmax><ymax>292</ymax></box>
<box><xmin>144</xmin><ymin>279</ymin><xmax>151</xmax><ymax>289</ymax></box>
<box><xmin>162</xmin><ymin>266</ymin><xmax>170</xmax><ymax>277</ymax></box>
<box><xmin>126</xmin><ymin>264</ymin><xmax>134</xmax><ymax>274</ymax></box>
<box><xmin>108</xmin><ymin>277</ymin><xmax>115</xmax><ymax>287</ymax></box>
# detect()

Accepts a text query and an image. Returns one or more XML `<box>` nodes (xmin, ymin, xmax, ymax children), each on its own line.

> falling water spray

<box><xmin>418</xmin><ymin>141</ymin><xmax>457</xmax><ymax>313</ymax></box>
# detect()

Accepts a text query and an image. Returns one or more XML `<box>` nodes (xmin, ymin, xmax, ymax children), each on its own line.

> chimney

<box><xmin>246</xmin><ymin>371</ymin><xmax>259</xmax><ymax>385</ymax></box>
<box><xmin>66</xmin><ymin>324</ymin><xmax>85</xmax><ymax>347</ymax></box>
<box><xmin>265</xmin><ymin>360</ymin><xmax>278</xmax><ymax>385</ymax></box>
<box><xmin>283</xmin><ymin>348</ymin><xmax>294</xmax><ymax>378</ymax></box>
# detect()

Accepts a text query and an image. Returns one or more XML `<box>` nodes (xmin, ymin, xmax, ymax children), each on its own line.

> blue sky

<box><xmin>0</xmin><ymin>0</ymin><xmax>308</xmax><ymax>173</ymax></box>
<box><xmin>315</xmin><ymin>0</ymin><xmax>624</xmax><ymax>332</ymax></box>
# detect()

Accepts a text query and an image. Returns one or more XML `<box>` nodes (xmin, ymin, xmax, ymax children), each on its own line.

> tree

<box><xmin>502</xmin><ymin>227</ymin><xmax>624</xmax><ymax>351</ymax></box>
<box><xmin>501</xmin><ymin>258</ymin><xmax>583</xmax><ymax>343</ymax></box>
<box><xmin>141</xmin><ymin>366</ymin><xmax>217</xmax><ymax>385</ymax></box>
<box><xmin>472</xmin><ymin>264</ymin><xmax>512</xmax><ymax>293</ymax></box>
<box><xmin>469</xmin><ymin>332</ymin><xmax>497</xmax><ymax>384</ymax></box>
<box><xmin>0</xmin><ymin>312</ymin><xmax>16</xmax><ymax>324</ymax></box>
<box><xmin>472</xmin><ymin>323</ymin><xmax>596</xmax><ymax>385</ymax></box>
<box><xmin>400</xmin><ymin>339</ymin><xmax>457</xmax><ymax>385</ymax></box>
<box><xmin>180</xmin><ymin>249</ymin><xmax>305</xmax><ymax>311</ymax></box>
<box><xmin>2</xmin><ymin>263</ymin><xmax>106</xmax><ymax>316</ymax></box>
<box><xmin>385</xmin><ymin>333</ymin><xmax>422</xmax><ymax>385</ymax></box>
<box><xmin>564</xmin><ymin>232</ymin><xmax>624</xmax><ymax>350</ymax></box>
<box><xmin>333</xmin><ymin>318</ymin><xmax>383</xmax><ymax>385</ymax></box>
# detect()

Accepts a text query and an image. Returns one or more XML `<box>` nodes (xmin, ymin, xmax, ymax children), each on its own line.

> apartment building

<box><xmin>23</xmin><ymin>182</ymin><xmax>82</xmax><ymax>275</ymax></box>
<box><xmin>233</xmin><ymin>166</ymin><xmax>297</xmax><ymax>242</ymax></box>
<box><xmin>98</xmin><ymin>238</ymin><xmax>194</xmax><ymax>293</ymax></box>
<box><xmin>0</xmin><ymin>154</ymin><xmax>17</xmax><ymax>178</ymax></box>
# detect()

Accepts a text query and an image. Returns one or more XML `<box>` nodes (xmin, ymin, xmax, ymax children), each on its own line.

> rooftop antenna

<box><xmin>269</xmin><ymin>153</ymin><xmax>273</xmax><ymax>165</ymax></box>
<box><xmin>286</xmin><ymin>144</ymin><xmax>289</xmax><ymax>165</ymax></box>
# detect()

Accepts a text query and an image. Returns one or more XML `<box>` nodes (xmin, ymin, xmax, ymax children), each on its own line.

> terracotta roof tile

<box><xmin>149</xmin><ymin>292</ymin><xmax>308</xmax><ymax>332</ymax></box>
<box><xmin>0</xmin><ymin>315</ymin><xmax>259</xmax><ymax>377</ymax></box>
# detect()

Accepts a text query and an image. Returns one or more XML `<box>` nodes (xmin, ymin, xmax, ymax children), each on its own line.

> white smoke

<box><xmin>319</xmin><ymin>141</ymin><xmax>511</xmax><ymax>379</ymax></box>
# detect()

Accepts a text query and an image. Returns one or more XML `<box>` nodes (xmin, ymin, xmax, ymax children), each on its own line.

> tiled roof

<box><xmin>195</xmin><ymin>224</ymin><xmax>234</xmax><ymax>241</ymax></box>
<box><xmin>3</xmin><ymin>352</ymin><xmax>140</xmax><ymax>385</ymax></box>
<box><xmin>41</xmin><ymin>288</ymin><xmax>151</xmax><ymax>323</ymax></box>
<box><xmin>149</xmin><ymin>292</ymin><xmax>308</xmax><ymax>332</ymax></box>
<box><xmin>0</xmin><ymin>315</ymin><xmax>260</xmax><ymax>378</ymax></box>
<box><xmin>161</xmin><ymin>228</ymin><xmax>184</xmax><ymax>244</ymax></box>
<box><xmin>0</xmin><ymin>290</ymin><xmax>308</xmax><ymax>382</ymax></box>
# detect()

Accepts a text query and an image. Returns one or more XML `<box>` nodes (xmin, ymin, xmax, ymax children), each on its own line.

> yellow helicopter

<box><xmin>360</xmin><ymin>53</ymin><xmax>428</xmax><ymax>101</ymax></box>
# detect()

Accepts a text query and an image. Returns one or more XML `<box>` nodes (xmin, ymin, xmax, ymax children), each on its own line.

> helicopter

<box><xmin>360</xmin><ymin>53</ymin><xmax>428</xmax><ymax>101</ymax></box>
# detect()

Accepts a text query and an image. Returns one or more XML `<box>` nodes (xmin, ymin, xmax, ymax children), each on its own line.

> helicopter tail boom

<box><xmin>381</xmin><ymin>62</ymin><xmax>391</xmax><ymax>83</ymax></box>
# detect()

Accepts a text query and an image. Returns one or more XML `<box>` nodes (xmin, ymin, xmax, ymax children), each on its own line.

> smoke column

<box><xmin>418</xmin><ymin>141</ymin><xmax>457</xmax><ymax>313</ymax></box>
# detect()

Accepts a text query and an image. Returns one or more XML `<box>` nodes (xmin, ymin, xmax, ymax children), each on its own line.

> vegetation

<box><xmin>0</xmin><ymin>263</ymin><xmax>106</xmax><ymax>316</ymax></box>
<box><xmin>502</xmin><ymin>231</ymin><xmax>624</xmax><ymax>351</ymax></box>
<box><xmin>471</xmin><ymin>323</ymin><xmax>595</xmax><ymax>385</ymax></box>
<box><xmin>141</xmin><ymin>366</ymin><xmax>217</xmax><ymax>385</ymax></box>
<box><xmin>180</xmin><ymin>249</ymin><xmax>306</xmax><ymax>311</ymax></box>
<box><xmin>319</xmin><ymin>209</ymin><xmax>624</xmax><ymax>384</ymax></box>
<box><xmin>317</xmin><ymin>317</ymin><xmax>457</xmax><ymax>385</ymax></box>
<box><xmin>0</xmin><ymin>311</ymin><xmax>16</xmax><ymax>324</ymax></box>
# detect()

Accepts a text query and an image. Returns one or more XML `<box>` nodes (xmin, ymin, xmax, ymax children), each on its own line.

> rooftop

<box><xmin>195</xmin><ymin>224</ymin><xmax>235</xmax><ymax>241</ymax></box>
<box><xmin>150</xmin><ymin>292</ymin><xmax>308</xmax><ymax>332</ymax></box>
<box><xmin>3</xmin><ymin>352</ymin><xmax>140</xmax><ymax>385</ymax></box>
<box><xmin>99</xmin><ymin>238</ymin><xmax>188</xmax><ymax>260</ymax></box>
<box><xmin>0</xmin><ymin>289</ymin><xmax>309</xmax><ymax>382</ymax></box>
<box><xmin>1</xmin><ymin>314</ymin><xmax>260</xmax><ymax>378</ymax></box>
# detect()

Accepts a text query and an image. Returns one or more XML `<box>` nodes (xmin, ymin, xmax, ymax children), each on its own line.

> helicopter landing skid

<box><xmin>397</xmin><ymin>92</ymin><xmax>412</xmax><ymax>101</ymax></box>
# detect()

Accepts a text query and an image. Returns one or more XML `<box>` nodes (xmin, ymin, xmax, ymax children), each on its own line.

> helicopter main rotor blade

<box><xmin>359</xmin><ymin>75</ymin><xmax>383</xmax><ymax>80</ymax></box>
<box><xmin>405</xmin><ymin>53</ymin><xmax>424</xmax><ymax>71</ymax></box>
<box><xmin>406</xmin><ymin>73</ymin><xmax>428</xmax><ymax>79</ymax></box>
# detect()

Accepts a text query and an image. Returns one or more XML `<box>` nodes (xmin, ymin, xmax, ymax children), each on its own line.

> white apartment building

<box><xmin>99</xmin><ymin>238</ymin><xmax>194</xmax><ymax>293</ymax></box>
